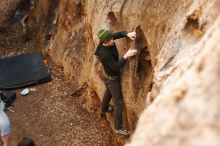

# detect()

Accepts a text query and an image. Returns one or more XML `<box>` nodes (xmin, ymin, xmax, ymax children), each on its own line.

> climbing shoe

<box><xmin>100</xmin><ymin>107</ymin><xmax>113</xmax><ymax>118</ymax></box>
<box><xmin>115</xmin><ymin>129</ymin><xmax>130</xmax><ymax>137</ymax></box>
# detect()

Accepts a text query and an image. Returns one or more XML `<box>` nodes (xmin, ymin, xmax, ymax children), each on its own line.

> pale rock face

<box><xmin>127</xmin><ymin>27</ymin><xmax>220</xmax><ymax>145</ymax></box>
<box><xmin>126</xmin><ymin>1</ymin><xmax>220</xmax><ymax>146</ymax></box>
<box><xmin>1</xmin><ymin>0</ymin><xmax>219</xmax><ymax>145</ymax></box>
<box><xmin>47</xmin><ymin>0</ymin><xmax>220</xmax><ymax>144</ymax></box>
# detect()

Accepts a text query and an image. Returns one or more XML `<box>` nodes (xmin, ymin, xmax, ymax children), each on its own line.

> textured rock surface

<box><xmin>47</xmin><ymin>0</ymin><xmax>186</xmax><ymax>133</ymax></box>
<box><xmin>0</xmin><ymin>0</ymin><xmax>21</xmax><ymax>27</ymax></box>
<box><xmin>39</xmin><ymin>0</ymin><xmax>220</xmax><ymax>145</ymax></box>
<box><xmin>126</xmin><ymin>0</ymin><xmax>220</xmax><ymax>146</ymax></box>
<box><xmin>1</xmin><ymin>0</ymin><xmax>219</xmax><ymax>145</ymax></box>
<box><xmin>127</xmin><ymin>19</ymin><xmax>220</xmax><ymax>146</ymax></box>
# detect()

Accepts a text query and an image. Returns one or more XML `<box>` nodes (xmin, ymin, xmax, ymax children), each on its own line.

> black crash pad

<box><xmin>0</xmin><ymin>52</ymin><xmax>51</xmax><ymax>90</ymax></box>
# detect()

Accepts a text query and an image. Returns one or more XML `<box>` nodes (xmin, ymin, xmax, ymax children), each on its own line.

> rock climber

<box><xmin>94</xmin><ymin>28</ymin><xmax>137</xmax><ymax>137</ymax></box>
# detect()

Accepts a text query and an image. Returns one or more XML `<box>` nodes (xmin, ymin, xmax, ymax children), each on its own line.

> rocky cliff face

<box><xmin>1</xmin><ymin>0</ymin><xmax>220</xmax><ymax>145</ymax></box>
<box><xmin>0</xmin><ymin>0</ymin><xmax>21</xmax><ymax>27</ymax></box>
<box><xmin>48</xmin><ymin>1</ymin><xmax>220</xmax><ymax>145</ymax></box>
<box><xmin>46</xmin><ymin>0</ymin><xmax>185</xmax><ymax>132</ymax></box>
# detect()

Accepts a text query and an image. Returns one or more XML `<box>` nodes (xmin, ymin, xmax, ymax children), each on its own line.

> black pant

<box><xmin>101</xmin><ymin>78</ymin><xmax>124</xmax><ymax>130</ymax></box>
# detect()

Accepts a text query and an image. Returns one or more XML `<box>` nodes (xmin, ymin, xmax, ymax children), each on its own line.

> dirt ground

<box><xmin>0</xmin><ymin>27</ymin><xmax>116</xmax><ymax>146</ymax></box>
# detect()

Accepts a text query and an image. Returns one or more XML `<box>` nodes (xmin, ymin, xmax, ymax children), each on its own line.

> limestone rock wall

<box><xmin>0</xmin><ymin>0</ymin><xmax>22</xmax><ymax>27</ymax></box>
<box><xmin>32</xmin><ymin>1</ymin><xmax>220</xmax><ymax>144</ymax></box>
<box><xmin>1</xmin><ymin>0</ymin><xmax>220</xmax><ymax>145</ymax></box>
<box><xmin>47</xmin><ymin>0</ymin><xmax>191</xmax><ymax>133</ymax></box>
<box><xmin>126</xmin><ymin>0</ymin><xmax>220</xmax><ymax>145</ymax></box>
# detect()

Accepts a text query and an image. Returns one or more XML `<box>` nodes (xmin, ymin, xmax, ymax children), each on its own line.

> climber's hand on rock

<box><xmin>127</xmin><ymin>31</ymin><xmax>136</xmax><ymax>40</ymax></box>
<box><xmin>123</xmin><ymin>48</ymin><xmax>137</xmax><ymax>59</ymax></box>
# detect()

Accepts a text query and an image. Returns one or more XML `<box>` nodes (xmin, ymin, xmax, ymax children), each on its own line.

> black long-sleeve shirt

<box><xmin>94</xmin><ymin>31</ymin><xmax>128</xmax><ymax>76</ymax></box>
